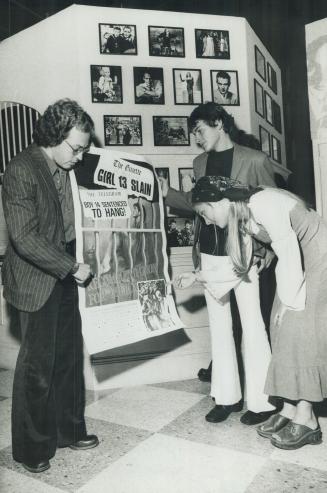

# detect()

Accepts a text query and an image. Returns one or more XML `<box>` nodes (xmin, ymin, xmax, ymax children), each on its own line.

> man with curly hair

<box><xmin>2</xmin><ymin>99</ymin><xmax>99</xmax><ymax>473</ymax></box>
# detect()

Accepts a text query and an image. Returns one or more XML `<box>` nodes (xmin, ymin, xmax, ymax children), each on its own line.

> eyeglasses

<box><xmin>64</xmin><ymin>140</ymin><xmax>90</xmax><ymax>156</ymax></box>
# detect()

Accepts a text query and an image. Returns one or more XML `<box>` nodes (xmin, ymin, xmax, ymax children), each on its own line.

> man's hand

<box><xmin>255</xmin><ymin>249</ymin><xmax>275</xmax><ymax>273</ymax></box>
<box><xmin>72</xmin><ymin>263</ymin><xmax>93</xmax><ymax>283</ymax></box>
<box><xmin>158</xmin><ymin>176</ymin><xmax>169</xmax><ymax>198</ymax></box>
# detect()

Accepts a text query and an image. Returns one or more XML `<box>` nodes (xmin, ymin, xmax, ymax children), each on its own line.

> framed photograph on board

<box><xmin>165</xmin><ymin>217</ymin><xmax>195</xmax><ymax>248</ymax></box>
<box><xmin>259</xmin><ymin>126</ymin><xmax>271</xmax><ymax>156</ymax></box>
<box><xmin>153</xmin><ymin>116</ymin><xmax>190</xmax><ymax>146</ymax></box>
<box><xmin>254</xmin><ymin>80</ymin><xmax>265</xmax><ymax>118</ymax></box>
<box><xmin>155</xmin><ymin>167</ymin><xmax>170</xmax><ymax>186</ymax></box>
<box><xmin>178</xmin><ymin>168</ymin><xmax>195</xmax><ymax>192</ymax></box>
<box><xmin>195</xmin><ymin>29</ymin><xmax>230</xmax><ymax>59</ymax></box>
<box><xmin>210</xmin><ymin>70</ymin><xmax>240</xmax><ymax>106</ymax></box>
<box><xmin>267</xmin><ymin>62</ymin><xmax>277</xmax><ymax>94</ymax></box>
<box><xmin>104</xmin><ymin>115</ymin><xmax>142</xmax><ymax>146</ymax></box>
<box><xmin>134</xmin><ymin>67</ymin><xmax>164</xmax><ymax>104</ymax></box>
<box><xmin>272</xmin><ymin>100</ymin><xmax>282</xmax><ymax>133</ymax></box>
<box><xmin>173</xmin><ymin>69</ymin><xmax>203</xmax><ymax>105</ymax></box>
<box><xmin>255</xmin><ymin>45</ymin><xmax>266</xmax><ymax>81</ymax></box>
<box><xmin>271</xmin><ymin>135</ymin><xmax>281</xmax><ymax>163</ymax></box>
<box><xmin>90</xmin><ymin>65</ymin><xmax>123</xmax><ymax>103</ymax></box>
<box><xmin>265</xmin><ymin>91</ymin><xmax>273</xmax><ymax>125</ymax></box>
<box><xmin>99</xmin><ymin>23</ymin><xmax>137</xmax><ymax>55</ymax></box>
<box><xmin>148</xmin><ymin>26</ymin><xmax>185</xmax><ymax>57</ymax></box>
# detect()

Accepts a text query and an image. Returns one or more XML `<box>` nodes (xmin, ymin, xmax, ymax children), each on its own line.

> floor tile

<box><xmin>78</xmin><ymin>433</ymin><xmax>266</xmax><ymax>493</ymax></box>
<box><xmin>0</xmin><ymin>466</ymin><xmax>66</xmax><ymax>493</ymax></box>
<box><xmin>93</xmin><ymin>387</ymin><xmax>120</xmax><ymax>401</ymax></box>
<box><xmin>150</xmin><ymin>378</ymin><xmax>211</xmax><ymax>395</ymax></box>
<box><xmin>0</xmin><ymin>398</ymin><xmax>12</xmax><ymax>450</ymax></box>
<box><xmin>85</xmin><ymin>387</ymin><xmax>121</xmax><ymax>407</ymax></box>
<box><xmin>85</xmin><ymin>385</ymin><xmax>204</xmax><ymax>432</ymax></box>
<box><xmin>270</xmin><ymin>416</ymin><xmax>327</xmax><ymax>471</ymax></box>
<box><xmin>246</xmin><ymin>459</ymin><xmax>327</xmax><ymax>492</ymax></box>
<box><xmin>0</xmin><ymin>417</ymin><xmax>151</xmax><ymax>492</ymax></box>
<box><xmin>0</xmin><ymin>369</ymin><xmax>14</xmax><ymax>398</ymax></box>
<box><xmin>161</xmin><ymin>396</ymin><xmax>273</xmax><ymax>456</ymax></box>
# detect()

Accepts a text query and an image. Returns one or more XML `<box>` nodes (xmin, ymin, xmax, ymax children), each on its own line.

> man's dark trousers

<box><xmin>11</xmin><ymin>270</ymin><xmax>86</xmax><ymax>464</ymax></box>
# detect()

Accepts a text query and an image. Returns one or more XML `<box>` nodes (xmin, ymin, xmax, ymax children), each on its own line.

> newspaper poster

<box><xmin>71</xmin><ymin>147</ymin><xmax>183</xmax><ymax>354</ymax></box>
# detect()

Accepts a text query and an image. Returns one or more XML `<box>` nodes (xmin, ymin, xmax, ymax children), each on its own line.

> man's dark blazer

<box><xmin>166</xmin><ymin>143</ymin><xmax>277</xmax><ymax>267</ymax></box>
<box><xmin>166</xmin><ymin>143</ymin><xmax>276</xmax><ymax>211</ymax></box>
<box><xmin>2</xmin><ymin>144</ymin><xmax>76</xmax><ymax>312</ymax></box>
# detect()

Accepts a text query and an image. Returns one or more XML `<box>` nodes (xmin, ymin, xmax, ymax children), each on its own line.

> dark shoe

<box><xmin>257</xmin><ymin>413</ymin><xmax>290</xmax><ymax>438</ymax></box>
<box><xmin>69</xmin><ymin>434</ymin><xmax>99</xmax><ymax>450</ymax></box>
<box><xmin>240</xmin><ymin>409</ymin><xmax>278</xmax><ymax>426</ymax></box>
<box><xmin>271</xmin><ymin>422</ymin><xmax>322</xmax><ymax>450</ymax></box>
<box><xmin>197</xmin><ymin>367</ymin><xmax>212</xmax><ymax>382</ymax></box>
<box><xmin>22</xmin><ymin>460</ymin><xmax>50</xmax><ymax>473</ymax></box>
<box><xmin>205</xmin><ymin>401</ymin><xmax>243</xmax><ymax>423</ymax></box>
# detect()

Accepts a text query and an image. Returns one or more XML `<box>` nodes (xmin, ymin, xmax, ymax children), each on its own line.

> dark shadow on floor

<box><xmin>91</xmin><ymin>328</ymin><xmax>191</xmax><ymax>383</ymax></box>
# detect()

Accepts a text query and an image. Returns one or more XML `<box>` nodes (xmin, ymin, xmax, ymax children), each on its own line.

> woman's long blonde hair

<box><xmin>225</xmin><ymin>201</ymin><xmax>253</xmax><ymax>277</ymax></box>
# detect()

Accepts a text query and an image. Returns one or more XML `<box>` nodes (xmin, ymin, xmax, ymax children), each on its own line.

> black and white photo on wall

<box><xmin>265</xmin><ymin>91</ymin><xmax>273</xmax><ymax>126</ymax></box>
<box><xmin>155</xmin><ymin>167</ymin><xmax>170</xmax><ymax>186</ymax></box>
<box><xmin>153</xmin><ymin>116</ymin><xmax>190</xmax><ymax>146</ymax></box>
<box><xmin>148</xmin><ymin>26</ymin><xmax>185</xmax><ymax>57</ymax></box>
<box><xmin>173</xmin><ymin>69</ymin><xmax>203</xmax><ymax>105</ymax></box>
<box><xmin>259</xmin><ymin>126</ymin><xmax>271</xmax><ymax>156</ymax></box>
<box><xmin>254</xmin><ymin>79</ymin><xmax>265</xmax><ymax>118</ymax></box>
<box><xmin>271</xmin><ymin>135</ymin><xmax>281</xmax><ymax>163</ymax></box>
<box><xmin>165</xmin><ymin>217</ymin><xmax>195</xmax><ymax>248</ymax></box>
<box><xmin>195</xmin><ymin>29</ymin><xmax>230</xmax><ymax>59</ymax></box>
<box><xmin>134</xmin><ymin>67</ymin><xmax>164</xmax><ymax>104</ymax></box>
<box><xmin>104</xmin><ymin>115</ymin><xmax>142</xmax><ymax>146</ymax></box>
<box><xmin>178</xmin><ymin>168</ymin><xmax>195</xmax><ymax>192</ymax></box>
<box><xmin>267</xmin><ymin>62</ymin><xmax>278</xmax><ymax>94</ymax></box>
<box><xmin>99</xmin><ymin>23</ymin><xmax>137</xmax><ymax>54</ymax></box>
<box><xmin>255</xmin><ymin>45</ymin><xmax>266</xmax><ymax>81</ymax></box>
<box><xmin>210</xmin><ymin>70</ymin><xmax>239</xmax><ymax>105</ymax></box>
<box><xmin>90</xmin><ymin>65</ymin><xmax>123</xmax><ymax>103</ymax></box>
<box><xmin>272</xmin><ymin>100</ymin><xmax>282</xmax><ymax>133</ymax></box>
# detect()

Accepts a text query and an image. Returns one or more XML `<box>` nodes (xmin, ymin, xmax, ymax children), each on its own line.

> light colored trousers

<box><xmin>201</xmin><ymin>253</ymin><xmax>275</xmax><ymax>413</ymax></box>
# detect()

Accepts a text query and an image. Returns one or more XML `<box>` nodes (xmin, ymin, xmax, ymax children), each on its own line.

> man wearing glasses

<box><xmin>2</xmin><ymin>99</ymin><xmax>98</xmax><ymax>474</ymax></box>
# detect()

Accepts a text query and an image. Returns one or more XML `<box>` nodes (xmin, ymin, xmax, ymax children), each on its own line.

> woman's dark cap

<box><xmin>192</xmin><ymin>176</ymin><xmax>260</xmax><ymax>203</ymax></box>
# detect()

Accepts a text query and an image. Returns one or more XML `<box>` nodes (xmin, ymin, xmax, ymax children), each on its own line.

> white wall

<box><xmin>0</xmin><ymin>7</ymin><xmax>79</xmax><ymax>112</ymax></box>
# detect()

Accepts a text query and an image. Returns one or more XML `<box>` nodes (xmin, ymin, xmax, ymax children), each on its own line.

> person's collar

<box><xmin>40</xmin><ymin>147</ymin><xmax>59</xmax><ymax>175</ymax></box>
<box><xmin>209</xmin><ymin>146</ymin><xmax>234</xmax><ymax>155</ymax></box>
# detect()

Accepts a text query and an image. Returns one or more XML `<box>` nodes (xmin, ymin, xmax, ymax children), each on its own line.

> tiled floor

<box><xmin>1</xmin><ymin>369</ymin><xmax>327</xmax><ymax>492</ymax></box>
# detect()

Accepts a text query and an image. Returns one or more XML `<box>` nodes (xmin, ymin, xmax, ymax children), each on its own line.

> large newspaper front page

<box><xmin>71</xmin><ymin>148</ymin><xmax>183</xmax><ymax>354</ymax></box>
